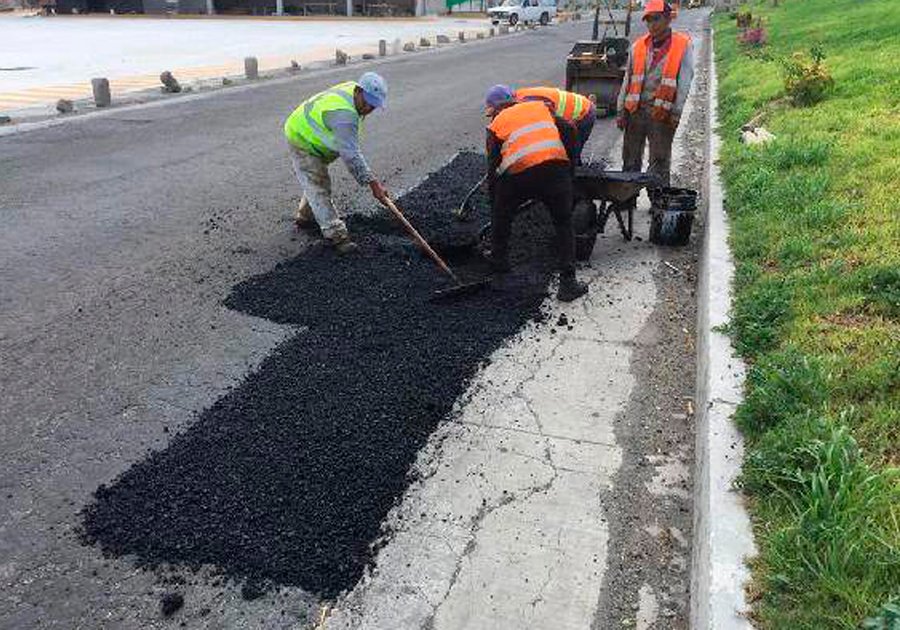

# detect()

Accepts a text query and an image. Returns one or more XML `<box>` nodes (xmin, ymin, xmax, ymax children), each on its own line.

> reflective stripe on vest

<box><xmin>488</xmin><ymin>100</ymin><xmax>568</xmax><ymax>176</ymax></box>
<box><xmin>498</xmin><ymin>139</ymin><xmax>566</xmax><ymax>175</ymax></box>
<box><xmin>284</xmin><ymin>81</ymin><xmax>357</xmax><ymax>159</ymax></box>
<box><xmin>516</xmin><ymin>86</ymin><xmax>591</xmax><ymax>122</ymax></box>
<box><xmin>623</xmin><ymin>32</ymin><xmax>690</xmax><ymax>119</ymax></box>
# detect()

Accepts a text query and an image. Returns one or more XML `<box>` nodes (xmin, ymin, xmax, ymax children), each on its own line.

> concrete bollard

<box><xmin>335</xmin><ymin>49</ymin><xmax>349</xmax><ymax>65</ymax></box>
<box><xmin>159</xmin><ymin>70</ymin><xmax>182</xmax><ymax>93</ymax></box>
<box><xmin>419</xmin><ymin>37</ymin><xmax>431</xmax><ymax>47</ymax></box>
<box><xmin>392</xmin><ymin>38</ymin><xmax>402</xmax><ymax>54</ymax></box>
<box><xmin>489</xmin><ymin>27</ymin><xmax>495</xmax><ymax>36</ymax></box>
<box><xmin>500</xmin><ymin>24</ymin><xmax>509</xmax><ymax>34</ymax></box>
<box><xmin>402</xmin><ymin>41</ymin><xmax>416</xmax><ymax>52</ymax></box>
<box><xmin>56</xmin><ymin>99</ymin><xmax>74</xmax><ymax>114</ymax></box>
<box><xmin>476</xmin><ymin>31</ymin><xmax>485</xmax><ymax>39</ymax></box>
<box><xmin>436</xmin><ymin>34</ymin><xmax>451</xmax><ymax>44</ymax></box>
<box><xmin>362</xmin><ymin>53</ymin><xmax>376</xmax><ymax>60</ymax></box>
<box><xmin>91</xmin><ymin>78</ymin><xmax>111</xmax><ymax>108</ymax></box>
<box><xmin>244</xmin><ymin>57</ymin><xmax>259</xmax><ymax>79</ymax></box>
<box><xmin>379</xmin><ymin>39</ymin><xmax>387</xmax><ymax>56</ymax></box>
<box><xmin>458</xmin><ymin>31</ymin><xmax>466</xmax><ymax>42</ymax></box>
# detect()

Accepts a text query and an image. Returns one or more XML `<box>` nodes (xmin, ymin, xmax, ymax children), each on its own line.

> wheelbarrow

<box><xmin>459</xmin><ymin>165</ymin><xmax>659</xmax><ymax>262</ymax></box>
<box><xmin>571</xmin><ymin>165</ymin><xmax>659</xmax><ymax>259</ymax></box>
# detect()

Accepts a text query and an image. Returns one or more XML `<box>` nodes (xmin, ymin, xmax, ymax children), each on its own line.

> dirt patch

<box><xmin>80</xmin><ymin>152</ymin><xmax>567</xmax><ymax>600</ymax></box>
<box><xmin>593</xmin><ymin>24</ymin><xmax>710</xmax><ymax>630</ymax></box>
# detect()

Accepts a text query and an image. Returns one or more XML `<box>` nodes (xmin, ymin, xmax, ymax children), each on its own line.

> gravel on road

<box><xmin>81</xmin><ymin>152</ymin><xmax>565</xmax><ymax>599</ymax></box>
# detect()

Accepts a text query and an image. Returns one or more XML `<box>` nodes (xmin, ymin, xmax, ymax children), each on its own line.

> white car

<box><xmin>488</xmin><ymin>0</ymin><xmax>556</xmax><ymax>26</ymax></box>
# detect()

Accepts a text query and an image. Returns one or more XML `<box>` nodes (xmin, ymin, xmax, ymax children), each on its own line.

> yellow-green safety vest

<box><xmin>284</xmin><ymin>81</ymin><xmax>358</xmax><ymax>162</ymax></box>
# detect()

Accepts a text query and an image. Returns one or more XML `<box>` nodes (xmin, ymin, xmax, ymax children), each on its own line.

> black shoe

<box><xmin>557</xmin><ymin>276</ymin><xmax>588</xmax><ymax>302</ymax></box>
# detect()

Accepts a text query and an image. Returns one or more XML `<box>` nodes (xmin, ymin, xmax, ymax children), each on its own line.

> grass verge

<box><xmin>713</xmin><ymin>0</ymin><xmax>900</xmax><ymax>627</ymax></box>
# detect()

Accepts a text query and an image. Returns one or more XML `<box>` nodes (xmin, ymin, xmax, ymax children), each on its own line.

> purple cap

<box><xmin>484</xmin><ymin>84</ymin><xmax>514</xmax><ymax>111</ymax></box>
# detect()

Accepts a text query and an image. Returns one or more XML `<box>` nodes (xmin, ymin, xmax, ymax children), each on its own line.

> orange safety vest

<box><xmin>623</xmin><ymin>32</ymin><xmax>691</xmax><ymax>120</ymax></box>
<box><xmin>515</xmin><ymin>87</ymin><xmax>593</xmax><ymax>122</ymax></box>
<box><xmin>488</xmin><ymin>100</ymin><xmax>569</xmax><ymax>176</ymax></box>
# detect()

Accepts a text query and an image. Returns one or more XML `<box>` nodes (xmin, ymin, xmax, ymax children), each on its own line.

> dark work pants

<box><xmin>491</xmin><ymin>161</ymin><xmax>575</xmax><ymax>276</ymax></box>
<box><xmin>575</xmin><ymin>107</ymin><xmax>596</xmax><ymax>164</ymax></box>
<box><xmin>621</xmin><ymin>107</ymin><xmax>676</xmax><ymax>195</ymax></box>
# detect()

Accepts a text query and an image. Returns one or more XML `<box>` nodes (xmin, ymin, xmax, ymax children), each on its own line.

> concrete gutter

<box><xmin>690</xmin><ymin>30</ymin><xmax>757</xmax><ymax>630</ymax></box>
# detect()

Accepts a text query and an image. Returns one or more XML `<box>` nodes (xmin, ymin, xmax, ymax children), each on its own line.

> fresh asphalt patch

<box><xmin>80</xmin><ymin>152</ymin><xmax>565</xmax><ymax>600</ymax></box>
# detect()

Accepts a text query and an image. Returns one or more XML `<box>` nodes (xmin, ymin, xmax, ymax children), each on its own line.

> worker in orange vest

<box><xmin>514</xmin><ymin>86</ymin><xmax>596</xmax><ymax>164</ymax></box>
<box><xmin>616</xmin><ymin>0</ymin><xmax>694</xmax><ymax>200</ymax></box>
<box><xmin>484</xmin><ymin>85</ymin><xmax>588</xmax><ymax>302</ymax></box>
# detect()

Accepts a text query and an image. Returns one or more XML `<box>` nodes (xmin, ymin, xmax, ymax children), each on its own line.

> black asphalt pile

<box><xmin>347</xmin><ymin>152</ymin><xmax>490</xmax><ymax>258</ymax></box>
<box><xmin>81</xmin><ymin>151</ymin><xmax>559</xmax><ymax>599</ymax></box>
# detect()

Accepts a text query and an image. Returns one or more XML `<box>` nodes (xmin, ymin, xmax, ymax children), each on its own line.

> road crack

<box><xmin>421</xmin><ymin>337</ymin><xmax>564</xmax><ymax>629</ymax></box>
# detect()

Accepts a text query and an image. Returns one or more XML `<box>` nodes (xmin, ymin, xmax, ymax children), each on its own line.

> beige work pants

<box><xmin>288</xmin><ymin>144</ymin><xmax>349</xmax><ymax>241</ymax></box>
<box><xmin>621</xmin><ymin>108</ymin><xmax>676</xmax><ymax>190</ymax></box>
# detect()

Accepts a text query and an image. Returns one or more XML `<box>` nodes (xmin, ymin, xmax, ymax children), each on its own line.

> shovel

<box><xmin>383</xmin><ymin>197</ymin><xmax>491</xmax><ymax>302</ymax></box>
<box><xmin>453</xmin><ymin>173</ymin><xmax>487</xmax><ymax>222</ymax></box>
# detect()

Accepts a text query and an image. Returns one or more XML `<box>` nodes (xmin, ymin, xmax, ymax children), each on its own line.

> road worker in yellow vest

<box><xmin>484</xmin><ymin>85</ymin><xmax>588</xmax><ymax>303</ymax></box>
<box><xmin>514</xmin><ymin>86</ymin><xmax>596</xmax><ymax>163</ymax></box>
<box><xmin>616</xmin><ymin>0</ymin><xmax>694</xmax><ymax>199</ymax></box>
<box><xmin>284</xmin><ymin>72</ymin><xmax>390</xmax><ymax>254</ymax></box>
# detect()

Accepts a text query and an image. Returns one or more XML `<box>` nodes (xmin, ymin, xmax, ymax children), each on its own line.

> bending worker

<box><xmin>484</xmin><ymin>85</ymin><xmax>588</xmax><ymax>303</ymax></box>
<box><xmin>284</xmin><ymin>72</ymin><xmax>390</xmax><ymax>254</ymax></box>
<box><xmin>616</xmin><ymin>0</ymin><xmax>694</xmax><ymax>199</ymax></box>
<box><xmin>515</xmin><ymin>86</ymin><xmax>596</xmax><ymax>163</ymax></box>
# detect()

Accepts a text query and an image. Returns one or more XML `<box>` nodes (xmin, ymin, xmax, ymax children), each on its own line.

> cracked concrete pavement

<box><xmin>0</xmin><ymin>9</ymin><xmax>710</xmax><ymax>629</ymax></box>
<box><xmin>324</xmin><ymin>13</ymin><xmax>710</xmax><ymax>629</ymax></box>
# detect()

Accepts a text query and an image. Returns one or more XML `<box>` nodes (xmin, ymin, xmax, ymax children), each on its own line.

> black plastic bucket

<box><xmin>649</xmin><ymin>187</ymin><xmax>698</xmax><ymax>246</ymax></box>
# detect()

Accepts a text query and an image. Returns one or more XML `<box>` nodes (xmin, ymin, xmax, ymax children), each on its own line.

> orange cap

<box><xmin>642</xmin><ymin>0</ymin><xmax>672</xmax><ymax>18</ymax></box>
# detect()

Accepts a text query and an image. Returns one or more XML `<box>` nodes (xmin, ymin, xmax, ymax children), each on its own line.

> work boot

<box><xmin>329</xmin><ymin>234</ymin><xmax>359</xmax><ymax>255</ymax></box>
<box><xmin>557</xmin><ymin>273</ymin><xmax>588</xmax><ymax>302</ymax></box>
<box><xmin>294</xmin><ymin>199</ymin><xmax>316</xmax><ymax>231</ymax></box>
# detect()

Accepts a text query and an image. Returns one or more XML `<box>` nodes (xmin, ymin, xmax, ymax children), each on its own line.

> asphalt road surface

<box><xmin>0</xmin><ymin>11</ymin><xmax>710</xmax><ymax>629</ymax></box>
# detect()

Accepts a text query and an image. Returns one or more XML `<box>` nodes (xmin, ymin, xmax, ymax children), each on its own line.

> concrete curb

<box><xmin>689</xmin><ymin>29</ymin><xmax>757</xmax><ymax>630</ymax></box>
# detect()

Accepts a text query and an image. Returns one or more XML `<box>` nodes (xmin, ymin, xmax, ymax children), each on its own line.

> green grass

<box><xmin>714</xmin><ymin>0</ymin><xmax>900</xmax><ymax>627</ymax></box>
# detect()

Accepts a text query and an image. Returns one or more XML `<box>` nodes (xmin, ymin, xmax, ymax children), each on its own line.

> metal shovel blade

<box><xmin>429</xmin><ymin>277</ymin><xmax>493</xmax><ymax>303</ymax></box>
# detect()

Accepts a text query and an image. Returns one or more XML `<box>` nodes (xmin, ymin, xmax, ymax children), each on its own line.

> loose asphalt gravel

<box><xmin>81</xmin><ymin>152</ymin><xmax>564</xmax><ymax>599</ymax></box>
<box><xmin>1</xmin><ymin>10</ymin><xmax>711</xmax><ymax>626</ymax></box>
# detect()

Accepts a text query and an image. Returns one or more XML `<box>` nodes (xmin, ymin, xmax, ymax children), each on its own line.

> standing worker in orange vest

<box><xmin>514</xmin><ymin>86</ymin><xmax>596</xmax><ymax>164</ymax></box>
<box><xmin>483</xmin><ymin>85</ymin><xmax>588</xmax><ymax>303</ymax></box>
<box><xmin>616</xmin><ymin>0</ymin><xmax>694</xmax><ymax>201</ymax></box>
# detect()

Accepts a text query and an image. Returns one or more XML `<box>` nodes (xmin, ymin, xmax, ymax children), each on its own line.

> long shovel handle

<box><xmin>383</xmin><ymin>197</ymin><xmax>460</xmax><ymax>284</ymax></box>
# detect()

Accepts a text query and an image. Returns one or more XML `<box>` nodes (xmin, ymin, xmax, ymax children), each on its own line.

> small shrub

<box><xmin>736</xmin><ymin>10</ymin><xmax>752</xmax><ymax>27</ymax></box>
<box><xmin>782</xmin><ymin>46</ymin><xmax>834</xmax><ymax>106</ymax></box>
<box><xmin>738</xmin><ymin>25</ymin><xmax>768</xmax><ymax>48</ymax></box>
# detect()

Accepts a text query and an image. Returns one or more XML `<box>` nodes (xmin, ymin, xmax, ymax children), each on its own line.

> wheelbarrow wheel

<box><xmin>572</xmin><ymin>196</ymin><xmax>599</xmax><ymax>261</ymax></box>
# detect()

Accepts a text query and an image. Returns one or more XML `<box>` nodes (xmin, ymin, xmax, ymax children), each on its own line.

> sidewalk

<box><xmin>0</xmin><ymin>14</ymin><xmax>489</xmax><ymax>113</ymax></box>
